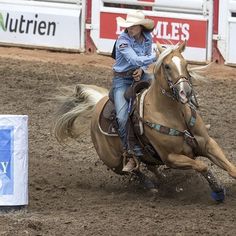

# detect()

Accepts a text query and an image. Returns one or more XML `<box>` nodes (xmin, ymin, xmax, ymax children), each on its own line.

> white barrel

<box><xmin>0</xmin><ymin>115</ymin><xmax>28</xmax><ymax>206</ymax></box>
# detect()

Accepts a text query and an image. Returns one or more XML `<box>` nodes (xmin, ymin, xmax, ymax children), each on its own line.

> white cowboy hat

<box><xmin>116</xmin><ymin>10</ymin><xmax>154</xmax><ymax>30</ymax></box>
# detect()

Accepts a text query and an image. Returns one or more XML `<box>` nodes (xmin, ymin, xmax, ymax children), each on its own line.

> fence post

<box><xmin>85</xmin><ymin>0</ymin><xmax>97</xmax><ymax>52</ymax></box>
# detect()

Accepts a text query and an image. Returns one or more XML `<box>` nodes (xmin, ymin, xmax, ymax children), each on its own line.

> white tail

<box><xmin>53</xmin><ymin>84</ymin><xmax>108</xmax><ymax>143</ymax></box>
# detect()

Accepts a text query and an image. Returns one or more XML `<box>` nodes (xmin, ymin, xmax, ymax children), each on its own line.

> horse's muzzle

<box><xmin>174</xmin><ymin>79</ymin><xmax>192</xmax><ymax>104</ymax></box>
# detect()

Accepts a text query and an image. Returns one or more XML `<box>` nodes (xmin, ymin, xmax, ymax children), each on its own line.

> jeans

<box><xmin>111</xmin><ymin>72</ymin><xmax>152</xmax><ymax>148</ymax></box>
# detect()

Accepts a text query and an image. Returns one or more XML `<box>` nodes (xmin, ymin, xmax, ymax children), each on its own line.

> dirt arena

<box><xmin>0</xmin><ymin>46</ymin><xmax>236</xmax><ymax>236</ymax></box>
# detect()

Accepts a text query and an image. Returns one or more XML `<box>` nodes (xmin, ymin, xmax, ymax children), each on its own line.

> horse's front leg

<box><xmin>165</xmin><ymin>153</ymin><xmax>225</xmax><ymax>201</ymax></box>
<box><xmin>165</xmin><ymin>153</ymin><xmax>207</xmax><ymax>172</ymax></box>
<box><xmin>202</xmin><ymin>137</ymin><xmax>236</xmax><ymax>179</ymax></box>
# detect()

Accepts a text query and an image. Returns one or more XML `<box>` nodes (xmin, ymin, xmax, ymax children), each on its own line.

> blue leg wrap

<box><xmin>211</xmin><ymin>189</ymin><xmax>225</xmax><ymax>202</ymax></box>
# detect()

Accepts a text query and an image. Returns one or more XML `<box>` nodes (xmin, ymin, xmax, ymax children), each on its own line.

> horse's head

<box><xmin>154</xmin><ymin>41</ymin><xmax>192</xmax><ymax>104</ymax></box>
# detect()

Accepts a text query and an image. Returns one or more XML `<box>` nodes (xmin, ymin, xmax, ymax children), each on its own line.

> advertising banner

<box><xmin>95</xmin><ymin>11</ymin><xmax>207</xmax><ymax>61</ymax></box>
<box><xmin>100</xmin><ymin>12</ymin><xmax>207</xmax><ymax>48</ymax></box>
<box><xmin>0</xmin><ymin>115</ymin><xmax>28</xmax><ymax>206</ymax></box>
<box><xmin>0</xmin><ymin>1</ymin><xmax>82</xmax><ymax>50</ymax></box>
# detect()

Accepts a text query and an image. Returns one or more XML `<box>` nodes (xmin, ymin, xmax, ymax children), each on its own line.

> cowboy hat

<box><xmin>116</xmin><ymin>10</ymin><xmax>154</xmax><ymax>30</ymax></box>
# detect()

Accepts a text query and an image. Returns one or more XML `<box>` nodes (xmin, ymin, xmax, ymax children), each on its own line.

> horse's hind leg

<box><xmin>203</xmin><ymin>137</ymin><xmax>236</xmax><ymax>179</ymax></box>
<box><xmin>134</xmin><ymin>170</ymin><xmax>158</xmax><ymax>194</ymax></box>
<box><xmin>147</xmin><ymin>165</ymin><xmax>167</xmax><ymax>179</ymax></box>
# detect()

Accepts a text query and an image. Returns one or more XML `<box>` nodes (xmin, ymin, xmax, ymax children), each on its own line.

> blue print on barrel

<box><xmin>0</xmin><ymin>127</ymin><xmax>14</xmax><ymax>195</ymax></box>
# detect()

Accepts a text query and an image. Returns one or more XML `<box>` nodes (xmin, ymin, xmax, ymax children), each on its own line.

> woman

<box><xmin>112</xmin><ymin>10</ymin><xmax>157</xmax><ymax>172</ymax></box>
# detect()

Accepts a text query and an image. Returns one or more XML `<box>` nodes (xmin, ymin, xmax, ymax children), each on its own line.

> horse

<box><xmin>53</xmin><ymin>41</ymin><xmax>236</xmax><ymax>202</ymax></box>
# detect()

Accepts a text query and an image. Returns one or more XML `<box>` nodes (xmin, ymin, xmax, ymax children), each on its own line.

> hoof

<box><xmin>149</xmin><ymin>188</ymin><xmax>158</xmax><ymax>195</ymax></box>
<box><xmin>143</xmin><ymin>178</ymin><xmax>156</xmax><ymax>190</ymax></box>
<box><xmin>211</xmin><ymin>189</ymin><xmax>225</xmax><ymax>202</ymax></box>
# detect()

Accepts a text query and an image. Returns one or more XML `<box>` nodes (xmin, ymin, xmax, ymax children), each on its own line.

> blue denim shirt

<box><xmin>112</xmin><ymin>31</ymin><xmax>156</xmax><ymax>73</ymax></box>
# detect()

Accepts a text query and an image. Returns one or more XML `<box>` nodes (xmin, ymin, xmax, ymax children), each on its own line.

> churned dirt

<box><xmin>0</xmin><ymin>46</ymin><xmax>236</xmax><ymax>236</ymax></box>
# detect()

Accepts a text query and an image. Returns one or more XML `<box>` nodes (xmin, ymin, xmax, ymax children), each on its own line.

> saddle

<box><xmin>99</xmin><ymin>80</ymin><xmax>151</xmax><ymax>136</ymax></box>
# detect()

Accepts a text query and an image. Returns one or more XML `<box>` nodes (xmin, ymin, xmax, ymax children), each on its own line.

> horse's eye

<box><xmin>165</xmin><ymin>64</ymin><xmax>170</xmax><ymax>70</ymax></box>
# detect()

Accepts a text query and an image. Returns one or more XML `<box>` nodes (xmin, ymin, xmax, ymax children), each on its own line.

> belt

<box><xmin>113</xmin><ymin>69</ymin><xmax>136</xmax><ymax>78</ymax></box>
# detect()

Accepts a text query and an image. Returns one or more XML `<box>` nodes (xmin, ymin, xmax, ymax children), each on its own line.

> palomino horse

<box><xmin>53</xmin><ymin>41</ymin><xmax>236</xmax><ymax>202</ymax></box>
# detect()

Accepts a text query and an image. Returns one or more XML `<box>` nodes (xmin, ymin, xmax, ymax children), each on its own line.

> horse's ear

<box><xmin>178</xmin><ymin>40</ymin><xmax>187</xmax><ymax>53</ymax></box>
<box><xmin>156</xmin><ymin>41</ymin><xmax>164</xmax><ymax>53</ymax></box>
<box><xmin>154</xmin><ymin>47</ymin><xmax>160</xmax><ymax>57</ymax></box>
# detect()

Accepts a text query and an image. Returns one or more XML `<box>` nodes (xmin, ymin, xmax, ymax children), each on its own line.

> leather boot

<box><xmin>122</xmin><ymin>157</ymin><xmax>136</xmax><ymax>172</ymax></box>
<box><xmin>126</xmin><ymin>118</ymin><xmax>143</xmax><ymax>157</ymax></box>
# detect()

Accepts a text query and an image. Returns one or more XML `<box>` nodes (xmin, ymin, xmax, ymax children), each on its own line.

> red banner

<box><xmin>100</xmin><ymin>12</ymin><xmax>207</xmax><ymax>48</ymax></box>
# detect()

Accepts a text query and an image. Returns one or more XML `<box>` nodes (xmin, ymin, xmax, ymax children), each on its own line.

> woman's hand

<box><xmin>132</xmin><ymin>68</ymin><xmax>143</xmax><ymax>81</ymax></box>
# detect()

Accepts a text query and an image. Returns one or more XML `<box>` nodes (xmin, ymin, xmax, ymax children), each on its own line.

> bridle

<box><xmin>160</xmin><ymin>63</ymin><xmax>193</xmax><ymax>102</ymax></box>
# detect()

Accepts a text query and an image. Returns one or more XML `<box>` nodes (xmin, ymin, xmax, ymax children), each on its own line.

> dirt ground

<box><xmin>0</xmin><ymin>46</ymin><xmax>236</xmax><ymax>236</ymax></box>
